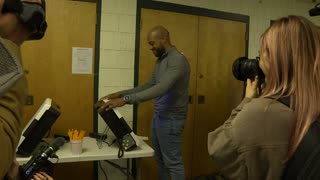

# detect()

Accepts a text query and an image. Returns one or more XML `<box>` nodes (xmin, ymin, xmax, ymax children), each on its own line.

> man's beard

<box><xmin>153</xmin><ymin>48</ymin><xmax>166</xmax><ymax>57</ymax></box>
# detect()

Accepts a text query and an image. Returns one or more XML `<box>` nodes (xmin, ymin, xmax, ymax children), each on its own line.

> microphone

<box><xmin>20</xmin><ymin>137</ymin><xmax>65</xmax><ymax>180</ymax></box>
<box><xmin>39</xmin><ymin>137</ymin><xmax>65</xmax><ymax>159</ymax></box>
<box><xmin>309</xmin><ymin>3</ymin><xmax>320</xmax><ymax>16</ymax></box>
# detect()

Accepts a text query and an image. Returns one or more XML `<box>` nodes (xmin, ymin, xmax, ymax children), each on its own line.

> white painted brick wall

<box><xmin>98</xmin><ymin>0</ymin><xmax>137</xmax><ymax>179</ymax></box>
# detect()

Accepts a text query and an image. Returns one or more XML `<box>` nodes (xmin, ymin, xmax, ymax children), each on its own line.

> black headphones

<box><xmin>2</xmin><ymin>0</ymin><xmax>47</xmax><ymax>40</ymax></box>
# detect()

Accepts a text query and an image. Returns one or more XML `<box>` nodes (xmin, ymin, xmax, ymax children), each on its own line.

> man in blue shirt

<box><xmin>101</xmin><ymin>25</ymin><xmax>190</xmax><ymax>180</ymax></box>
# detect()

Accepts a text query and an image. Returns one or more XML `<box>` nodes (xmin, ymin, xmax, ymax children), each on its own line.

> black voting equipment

<box><xmin>95</xmin><ymin>100</ymin><xmax>139</xmax><ymax>157</ymax></box>
<box><xmin>17</xmin><ymin>98</ymin><xmax>61</xmax><ymax>156</ymax></box>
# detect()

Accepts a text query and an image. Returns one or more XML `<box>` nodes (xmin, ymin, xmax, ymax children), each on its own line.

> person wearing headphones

<box><xmin>0</xmin><ymin>0</ymin><xmax>50</xmax><ymax>179</ymax></box>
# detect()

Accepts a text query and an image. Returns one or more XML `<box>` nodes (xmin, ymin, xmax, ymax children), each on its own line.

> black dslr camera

<box><xmin>19</xmin><ymin>137</ymin><xmax>64</xmax><ymax>180</ymax></box>
<box><xmin>2</xmin><ymin>0</ymin><xmax>47</xmax><ymax>40</ymax></box>
<box><xmin>232</xmin><ymin>57</ymin><xmax>265</xmax><ymax>95</ymax></box>
<box><xmin>232</xmin><ymin>56</ymin><xmax>265</xmax><ymax>82</ymax></box>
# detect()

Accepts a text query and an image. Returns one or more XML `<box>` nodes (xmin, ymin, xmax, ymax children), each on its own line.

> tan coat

<box><xmin>208</xmin><ymin>98</ymin><xmax>294</xmax><ymax>180</ymax></box>
<box><xmin>0</xmin><ymin>40</ymin><xmax>27</xmax><ymax>179</ymax></box>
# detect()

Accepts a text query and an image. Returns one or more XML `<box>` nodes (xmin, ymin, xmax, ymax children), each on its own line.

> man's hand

<box><xmin>245</xmin><ymin>76</ymin><xmax>259</xmax><ymax>98</ymax></box>
<box><xmin>101</xmin><ymin>97</ymin><xmax>126</xmax><ymax>110</ymax></box>
<box><xmin>99</xmin><ymin>92</ymin><xmax>122</xmax><ymax>101</ymax></box>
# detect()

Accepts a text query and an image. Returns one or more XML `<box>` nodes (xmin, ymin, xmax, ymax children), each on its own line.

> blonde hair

<box><xmin>260</xmin><ymin>15</ymin><xmax>320</xmax><ymax>158</ymax></box>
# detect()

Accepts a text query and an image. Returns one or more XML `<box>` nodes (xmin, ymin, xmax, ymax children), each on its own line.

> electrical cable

<box><xmin>97</xmin><ymin>126</ymin><xmax>109</xmax><ymax>149</ymax></box>
<box><xmin>117</xmin><ymin>138</ymin><xmax>124</xmax><ymax>158</ymax></box>
<box><xmin>104</xmin><ymin>160</ymin><xmax>134</xmax><ymax>180</ymax></box>
<box><xmin>98</xmin><ymin>161</ymin><xmax>109</xmax><ymax>180</ymax></box>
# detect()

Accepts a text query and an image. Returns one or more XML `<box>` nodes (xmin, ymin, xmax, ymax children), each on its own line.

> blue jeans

<box><xmin>151</xmin><ymin>112</ymin><xmax>186</xmax><ymax>180</ymax></box>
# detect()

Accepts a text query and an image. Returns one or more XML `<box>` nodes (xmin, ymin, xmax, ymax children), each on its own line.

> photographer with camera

<box><xmin>208</xmin><ymin>15</ymin><xmax>320</xmax><ymax>179</ymax></box>
<box><xmin>0</xmin><ymin>0</ymin><xmax>51</xmax><ymax>179</ymax></box>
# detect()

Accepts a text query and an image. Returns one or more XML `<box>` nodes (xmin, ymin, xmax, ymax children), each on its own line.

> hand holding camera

<box><xmin>232</xmin><ymin>56</ymin><xmax>266</xmax><ymax>97</ymax></box>
<box><xmin>6</xmin><ymin>158</ymin><xmax>53</xmax><ymax>180</ymax></box>
<box><xmin>19</xmin><ymin>137</ymin><xmax>64</xmax><ymax>180</ymax></box>
<box><xmin>245</xmin><ymin>76</ymin><xmax>260</xmax><ymax>98</ymax></box>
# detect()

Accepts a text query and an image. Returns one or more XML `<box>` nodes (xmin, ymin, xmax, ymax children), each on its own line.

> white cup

<box><xmin>70</xmin><ymin>139</ymin><xmax>83</xmax><ymax>155</ymax></box>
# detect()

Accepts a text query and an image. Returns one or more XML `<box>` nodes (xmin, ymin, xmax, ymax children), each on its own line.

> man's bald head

<box><xmin>148</xmin><ymin>26</ymin><xmax>170</xmax><ymax>42</ymax></box>
<box><xmin>148</xmin><ymin>25</ymin><xmax>170</xmax><ymax>42</ymax></box>
<box><xmin>147</xmin><ymin>26</ymin><xmax>173</xmax><ymax>58</ymax></box>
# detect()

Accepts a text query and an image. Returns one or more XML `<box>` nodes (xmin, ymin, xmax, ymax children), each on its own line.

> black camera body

<box><xmin>20</xmin><ymin>148</ymin><xmax>55</xmax><ymax>180</ymax></box>
<box><xmin>2</xmin><ymin>0</ymin><xmax>47</xmax><ymax>40</ymax></box>
<box><xmin>19</xmin><ymin>137</ymin><xmax>64</xmax><ymax>180</ymax></box>
<box><xmin>232</xmin><ymin>56</ymin><xmax>265</xmax><ymax>82</ymax></box>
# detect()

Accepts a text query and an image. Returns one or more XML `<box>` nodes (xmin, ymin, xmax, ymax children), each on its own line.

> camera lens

<box><xmin>232</xmin><ymin>57</ymin><xmax>265</xmax><ymax>82</ymax></box>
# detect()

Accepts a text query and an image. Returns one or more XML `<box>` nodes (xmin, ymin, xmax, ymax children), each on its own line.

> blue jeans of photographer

<box><xmin>151</xmin><ymin>112</ymin><xmax>185</xmax><ymax>180</ymax></box>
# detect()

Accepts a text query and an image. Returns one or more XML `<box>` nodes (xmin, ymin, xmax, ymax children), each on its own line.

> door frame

<box><xmin>133</xmin><ymin>1</ymin><xmax>249</xmax><ymax>177</ymax></box>
<box><xmin>93</xmin><ymin>0</ymin><xmax>102</xmax><ymax>179</ymax></box>
<box><xmin>133</xmin><ymin>0</ymin><xmax>249</xmax><ymax>134</ymax></box>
